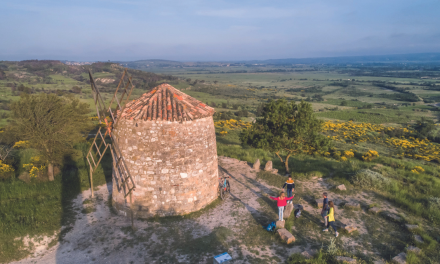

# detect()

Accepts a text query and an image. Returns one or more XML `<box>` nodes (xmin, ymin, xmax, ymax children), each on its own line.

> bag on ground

<box><xmin>294</xmin><ymin>209</ymin><xmax>301</xmax><ymax>218</ymax></box>
<box><xmin>265</xmin><ymin>221</ymin><xmax>276</xmax><ymax>232</ymax></box>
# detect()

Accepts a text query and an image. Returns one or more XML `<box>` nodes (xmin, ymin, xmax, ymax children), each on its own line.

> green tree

<box><xmin>6</xmin><ymin>94</ymin><xmax>91</xmax><ymax>180</ymax></box>
<box><xmin>240</xmin><ymin>99</ymin><xmax>331</xmax><ymax>173</ymax></box>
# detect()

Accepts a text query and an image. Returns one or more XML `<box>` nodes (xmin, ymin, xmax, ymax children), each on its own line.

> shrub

<box><xmin>0</xmin><ymin>160</ymin><xmax>14</xmax><ymax>181</ymax></box>
<box><xmin>362</xmin><ymin>150</ymin><xmax>379</xmax><ymax>162</ymax></box>
<box><xmin>350</xmin><ymin>169</ymin><xmax>391</xmax><ymax>190</ymax></box>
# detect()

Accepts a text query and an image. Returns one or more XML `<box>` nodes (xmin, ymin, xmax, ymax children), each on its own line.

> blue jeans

<box><xmin>327</xmin><ymin>221</ymin><xmax>337</xmax><ymax>232</ymax></box>
<box><xmin>278</xmin><ymin>206</ymin><xmax>284</xmax><ymax>221</ymax></box>
<box><xmin>287</xmin><ymin>189</ymin><xmax>293</xmax><ymax>200</ymax></box>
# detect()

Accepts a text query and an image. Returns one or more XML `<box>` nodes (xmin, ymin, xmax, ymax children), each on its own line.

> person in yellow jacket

<box><xmin>322</xmin><ymin>201</ymin><xmax>339</xmax><ymax>237</ymax></box>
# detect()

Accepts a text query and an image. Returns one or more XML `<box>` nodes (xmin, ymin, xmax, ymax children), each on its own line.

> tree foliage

<box><xmin>6</xmin><ymin>94</ymin><xmax>91</xmax><ymax>180</ymax></box>
<box><xmin>240</xmin><ymin>99</ymin><xmax>331</xmax><ymax>172</ymax></box>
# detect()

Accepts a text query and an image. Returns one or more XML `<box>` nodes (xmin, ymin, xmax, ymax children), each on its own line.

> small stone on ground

<box><xmin>344</xmin><ymin>225</ymin><xmax>357</xmax><ymax>233</ymax></box>
<box><xmin>414</xmin><ymin>235</ymin><xmax>424</xmax><ymax>243</ymax></box>
<box><xmin>407</xmin><ymin>246</ymin><xmax>421</xmax><ymax>254</ymax></box>
<box><xmin>301</xmin><ymin>251</ymin><xmax>312</xmax><ymax>259</ymax></box>
<box><xmin>405</xmin><ymin>224</ymin><xmax>418</xmax><ymax>231</ymax></box>
<box><xmin>392</xmin><ymin>252</ymin><xmax>406</xmax><ymax>264</ymax></box>
<box><xmin>368</xmin><ymin>207</ymin><xmax>381</xmax><ymax>214</ymax></box>
<box><xmin>336</xmin><ymin>184</ymin><xmax>346</xmax><ymax>191</ymax></box>
<box><xmin>335</xmin><ymin>256</ymin><xmax>356</xmax><ymax>263</ymax></box>
<box><xmin>345</xmin><ymin>202</ymin><xmax>360</xmax><ymax>209</ymax></box>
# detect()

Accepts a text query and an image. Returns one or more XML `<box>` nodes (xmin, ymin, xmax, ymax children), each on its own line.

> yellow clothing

<box><xmin>327</xmin><ymin>207</ymin><xmax>335</xmax><ymax>222</ymax></box>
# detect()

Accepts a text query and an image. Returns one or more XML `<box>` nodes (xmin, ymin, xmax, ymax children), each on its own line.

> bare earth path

<box><xmin>10</xmin><ymin>156</ymin><xmax>422</xmax><ymax>264</ymax></box>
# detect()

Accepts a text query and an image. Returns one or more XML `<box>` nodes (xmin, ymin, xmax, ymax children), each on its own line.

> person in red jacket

<box><xmin>269</xmin><ymin>192</ymin><xmax>294</xmax><ymax>221</ymax></box>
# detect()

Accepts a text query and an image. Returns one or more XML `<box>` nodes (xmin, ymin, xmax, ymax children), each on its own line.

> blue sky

<box><xmin>1</xmin><ymin>0</ymin><xmax>439</xmax><ymax>61</ymax></box>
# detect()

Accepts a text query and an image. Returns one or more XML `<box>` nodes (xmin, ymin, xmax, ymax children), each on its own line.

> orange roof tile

<box><xmin>118</xmin><ymin>83</ymin><xmax>215</xmax><ymax>121</ymax></box>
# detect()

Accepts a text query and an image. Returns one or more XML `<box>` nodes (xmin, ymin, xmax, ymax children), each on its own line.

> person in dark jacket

<box><xmin>321</xmin><ymin>192</ymin><xmax>329</xmax><ymax>226</ymax></box>
<box><xmin>282</xmin><ymin>176</ymin><xmax>295</xmax><ymax>204</ymax></box>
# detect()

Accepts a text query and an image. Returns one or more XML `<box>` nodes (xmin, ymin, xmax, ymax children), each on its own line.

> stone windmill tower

<box><xmin>111</xmin><ymin>83</ymin><xmax>219</xmax><ymax>217</ymax></box>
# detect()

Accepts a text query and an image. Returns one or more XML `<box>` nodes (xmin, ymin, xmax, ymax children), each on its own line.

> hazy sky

<box><xmin>1</xmin><ymin>0</ymin><xmax>439</xmax><ymax>61</ymax></box>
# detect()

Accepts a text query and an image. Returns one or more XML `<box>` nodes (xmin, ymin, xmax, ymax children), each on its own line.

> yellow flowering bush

<box><xmin>344</xmin><ymin>150</ymin><xmax>355</xmax><ymax>158</ymax></box>
<box><xmin>341</xmin><ymin>156</ymin><xmax>348</xmax><ymax>161</ymax></box>
<box><xmin>23</xmin><ymin>156</ymin><xmax>46</xmax><ymax>178</ymax></box>
<box><xmin>411</xmin><ymin>166</ymin><xmax>425</xmax><ymax>174</ymax></box>
<box><xmin>219</xmin><ymin>131</ymin><xmax>228</xmax><ymax>136</ymax></box>
<box><xmin>214</xmin><ymin>119</ymin><xmax>252</xmax><ymax>130</ymax></box>
<box><xmin>323</xmin><ymin>120</ymin><xmax>440</xmax><ymax>162</ymax></box>
<box><xmin>0</xmin><ymin>160</ymin><xmax>14</xmax><ymax>180</ymax></box>
<box><xmin>13</xmin><ymin>141</ymin><xmax>29</xmax><ymax>148</ymax></box>
<box><xmin>362</xmin><ymin>150</ymin><xmax>379</xmax><ymax>162</ymax></box>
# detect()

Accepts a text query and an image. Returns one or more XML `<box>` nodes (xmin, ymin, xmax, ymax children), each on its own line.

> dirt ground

<box><xmin>10</xmin><ymin>156</ymin><xmax>422</xmax><ymax>264</ymax></box>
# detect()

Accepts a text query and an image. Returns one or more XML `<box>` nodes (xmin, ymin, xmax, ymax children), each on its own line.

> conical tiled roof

<box><xmin>118</xmin><ymin>83</ymin><xmax>215</xmax><ymax>121</ymax></box>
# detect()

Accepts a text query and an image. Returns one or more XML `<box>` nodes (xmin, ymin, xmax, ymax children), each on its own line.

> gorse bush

<box><xmin>350</xmin><ymin>169</ymin><xmax>391</xmax><ymax>190</ymax></box>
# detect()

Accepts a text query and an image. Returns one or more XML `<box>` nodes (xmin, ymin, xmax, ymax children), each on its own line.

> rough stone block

<box><xmin>407</xmin><ymin>246</ymin><xmax>421</xmax><ymax>254</ymax></box>
<box><xmin>392</xmin><ymin>252</ymin><xmax>406</xmax><ymax>264</ymax></box>
<box><xmin>335</xmin><ymin>256</ymin><xmax>356</xmax><ymax>263</ymax></box>
<box><xmin>276</xmin><ymin>220</ymin><xmax>285</xmax><ymax>228</ymax></box>
<box><xmin>368</xmin><ymin>207</ymin><xmax>381</xmax><ymax>214</ymax></box>
<box><xmin>414</xmin><ymin>235</ymin><xmax>424</xmax><ymax>243</ymax></box>
<box><xmin>277</xmin><ymin>228</ymin><xmax>295</xmax><ymax>244</ymax></box>
<box><xmin>271</xmin><ymin>169</ymin><xmax>278</xmax><ymax>174</ymax></box>
<box><xmin>316</xmin><ymin>199</ymin><xmax>323</xmax><ymax>208</ymax></box>
<box><xmin>301</xmin><ymin>251</ymin><xmax>312</xmax><ymax>259</ymax></box>
<box><xmin>344</xmin><ymin>225</ymin><xmax>357</xmax><ymax>233</ymax></box>
<box><xmin>345</xmin><ymin>202</ymin><xmax>360</xmax><ymax>209</ymax></box>
<box><xmin>336</xmin><ymin>184</ymin><xmax>347</xmax><ymax>191</ymax></box>
<box><xmin>283</xmin><ymin>203</ymin><xmax>294</xmax><ymax>219</ymax></box>
<box><xmin>386</xmin><ymin>213</ymin><xmax>402</xmax><ymax>222</ymax></box>
<box><xmin>405</xmin><ymin>224</ymin><xmax>418</xmax><ymax>231</ymax></box>
<box><xmin>264</xmin><ymin>161</ymin><xmax>273</xmax><ymax>171</ymax></box>
<box><xmin>253</xmin><ymin>159</ymin><xmax>260</xmax><ymax>171</ymax></box>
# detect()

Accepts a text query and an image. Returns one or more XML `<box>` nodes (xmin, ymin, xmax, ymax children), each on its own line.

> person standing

<box><xmin>269</xmin><ymin>192</ymin><xmax>294</xmax><ymax>221</ymax></box>
<box><xmin>282</xmin><ymin>176</ymin><xmax>295</xmax><ymax>204</ymax></box>
<box><xmin>323</xmin><ymin>201</ymin><xmax>339</xmax><ymax>237</ymax></box>
<box><xmin>321</xmin><ymin>192</ymin><xmax>329</xmax><ymax>226</ymax></box>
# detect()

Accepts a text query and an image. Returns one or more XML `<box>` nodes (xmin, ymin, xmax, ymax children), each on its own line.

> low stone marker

<box><xmin>407</xmin><ymin>246</ymin><xmax>421</xmax><ymax>254</ymax></box>
<box><xmin>368</xmin><ymin>207</ymin><xmax>381</xmax><ymax>214</ymax></box>
<box><xmin>271</xmin><ymin>169</ymin><xmax>278</xmax><ymax>174</ymax></box>
<box><xmin>301</xmin><ymin>251</ymin><xmax>312</xmax><ymax>259</ymax></box>
<box><xmin>316</xmin><ymin>199</ymin><xmax>323</xmax><ymax>208</ymax></box>
<box><xmin>386</xmin><ymin>213</ymin><xmax>402</xmax><ymax>222</ymax></box>
<box><xmin>277</xmin><ymin>228</ymin><xmax>295</xmax><ymax>244</ymax></box>
<box><xmin>283</xmin><ymin>203</ymin><xmax>294</xmax><ymax>219</ymax></box>
<box><xmin>345</xmin><ymin>202</ymin><xmax>360</xmax><ymax>209</ymax></box>
<box><xmin>335</xmin><ymin>256</ymin><xmax>356</xmax><ymax>263</ymax></box>
<box><xmin>336</xmin><ymin>184</ymin><xmax>347</xmax><ymax>191</ymax></box>
<box><xmin>405</xmin><ymin>224</ymin><xmax>418</xmax><ymax>231</ymax></box>
<box><xmin>253</xmin><ymin>159</ymin><xmax>260</xmax><ymax>171</ymax></box>
<box><xmin>344</xmin><ymin>225</ymin><xmax>358</xmax><ymax>234</ymax></box>
<box><xmin>264</xmin><ymin>161</ymin><xmax>273</xmax><ymax>171</ymax></box>
<box><xmin>392</xmin><ymin>252</ymin><xmax>406</xmax><ymax>264</ymax></box>
<box><xmin>414</xmin><ymin>235</ymin><xmax>424</xmax><ymax>243</ymax></box>
<box><xmin>276</xmin><ymin>220</ymin><xmax>285</xmax><ymax>228</ymax></box>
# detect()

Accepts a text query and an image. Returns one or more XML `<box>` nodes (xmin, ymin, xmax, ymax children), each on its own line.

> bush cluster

<box><xmin>350</xmin><ymin>169</ymin><xmax>391</xmax><ymax>190</ymax></box>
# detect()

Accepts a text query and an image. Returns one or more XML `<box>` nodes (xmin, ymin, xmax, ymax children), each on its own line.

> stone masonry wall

<box><xmin>112</xmin><ymin>116</ymin><xmax>218</xmax><ymax>218</ymax></box>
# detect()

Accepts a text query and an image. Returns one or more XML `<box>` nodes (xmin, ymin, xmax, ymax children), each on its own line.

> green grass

<box><xmin>0</xmin><ymin>142</ymin><xmax>110</xmax><ymax>263</ymax></box>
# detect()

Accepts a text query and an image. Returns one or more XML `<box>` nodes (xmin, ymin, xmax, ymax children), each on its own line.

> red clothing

<box><xmin>270</xmin><ymin>196</ymin><xmax>293</xmax><ymax>207</ymax></box>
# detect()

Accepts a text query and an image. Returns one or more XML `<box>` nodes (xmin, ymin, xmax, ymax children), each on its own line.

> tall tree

<box><xmin>240</xmin><ymin>99</ymin><xmax>331</xmax><ymax>173</ymax></box>
<box><xmin>7</xmin><ymin>94</ymin><xmax>91</xmax><ymax>180</ymax></box>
